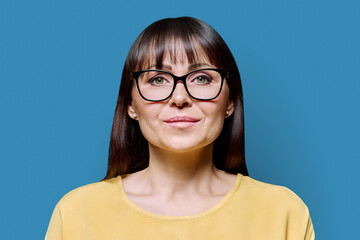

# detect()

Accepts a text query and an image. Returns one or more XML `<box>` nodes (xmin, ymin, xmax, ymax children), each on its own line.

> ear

<box><xmin>127</xmin><ymin>104</ymin><xmax>138</xmax><ymax>120</ymax></box>
<box><xmin>225</xmin><ymin>100</ymin><xmax>234</xmax><ymax>118</ymax></box>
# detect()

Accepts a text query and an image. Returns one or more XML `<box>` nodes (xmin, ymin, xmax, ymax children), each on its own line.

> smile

<box><xmin>164</xmin><ymin>116</ymin><xmax>200</xmax><ymax>128</ymax></box>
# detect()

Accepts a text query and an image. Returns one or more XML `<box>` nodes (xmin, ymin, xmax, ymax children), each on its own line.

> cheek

<box><xmin>202</xmin><ymin>90</ymin><xmax>230</xmax><ymax>136</ymax></box>
<box><xmin>138</xmin><ymin>108</ymin><xmax>158</xmax><ymax>127</ymax></box>
<box><xmin>130</xmin><ymin>87</ymin><xmax>160</xmax><ymax>140</ymax></box>
<box><xmin>198</xmin><ymin>103</ymin><xmax>227</xmax><ymax>137</ymax></box>
<box><xmin>136</xmin><ymin>104</ymin><xmax>163</xmax><ymax>142</ymax></box>
<box><xmin>204</xmin><ymin>109</ymin><xmax>226</xmax><ymax>138</ymax></box>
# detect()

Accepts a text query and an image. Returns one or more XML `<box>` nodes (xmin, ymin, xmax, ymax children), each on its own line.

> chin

<box><xmin>161</xmin><ymin>137</ymin><xmax>213</xmax><ymax>153</ymax></box>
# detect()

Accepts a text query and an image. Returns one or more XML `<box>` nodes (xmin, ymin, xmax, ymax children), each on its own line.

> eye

<box><xmin>149</xmin><ymin>76</ymin><xmax>167</xmax><ymax>85</ymax></box>
<box><xmin>192</xmin><ymin>75</ymin><xmax>212</xmax><ymax>84</ymax></box>
<box><xmin>196</xmin><ymin>76</ymin><xmax>207</xmax><ymax>83</ymax></box>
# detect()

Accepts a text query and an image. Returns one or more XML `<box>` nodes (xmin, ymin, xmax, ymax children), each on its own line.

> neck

<box><xmin>140</xmin><ymin>143</ymin><xmax>222</xmax><ymax>197</ymax></box>
<box><xmin>149</xmin><ymin>143</ymin><xmax>214</xmax><ymax>177</ymax></box>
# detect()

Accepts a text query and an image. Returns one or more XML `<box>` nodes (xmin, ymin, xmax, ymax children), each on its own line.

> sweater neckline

<box><xmin>116</xmin><ymin>173</ymin><xmax>243</xmax><ymax>221</ymax></box>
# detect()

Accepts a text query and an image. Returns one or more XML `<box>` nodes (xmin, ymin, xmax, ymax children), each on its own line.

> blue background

<box><xmin>1</xmin><ymin>0</ymin><xmax>359</xmax><ymax>239</ymax></box>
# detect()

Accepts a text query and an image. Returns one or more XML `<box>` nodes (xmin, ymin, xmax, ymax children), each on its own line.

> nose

<box><xmin>168</xmin><ymin>81</ymin><xmax>192</xmax><ymax>108</ymax></box>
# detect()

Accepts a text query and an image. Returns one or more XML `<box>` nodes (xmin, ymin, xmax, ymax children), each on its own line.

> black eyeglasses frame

<box><xmin>131</xmin><ymin>68</ymin><xmax>228</xmax><ymax>102</ymax></box>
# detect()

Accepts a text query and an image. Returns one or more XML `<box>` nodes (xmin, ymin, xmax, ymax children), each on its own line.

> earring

<box><xmin>225</xmin><ymin>111</ymin><xmax>229</xmax><ymax>116</ymax></box>
<box><xmin>133</xmin><ymin>113</ymin><xmax>138</xmax><ymax>119</ymax></box>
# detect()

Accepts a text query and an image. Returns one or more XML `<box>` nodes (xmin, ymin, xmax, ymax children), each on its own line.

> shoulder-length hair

<box><xmin>103</xmin><ymin>17</ymin><xmax>248</xmax><ymax>180</ymax></box>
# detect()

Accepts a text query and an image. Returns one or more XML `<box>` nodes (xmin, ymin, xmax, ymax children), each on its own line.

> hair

<box><xmin>103</xmin><ymin>17</ymin><xmax>248</xmax><ymax>180</ymax></box>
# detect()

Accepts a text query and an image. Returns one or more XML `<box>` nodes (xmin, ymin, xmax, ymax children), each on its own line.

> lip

<box><xmin>164</xmin><ymin>116</ymin><xmax>200</xmax><ymax>128</ymax></box>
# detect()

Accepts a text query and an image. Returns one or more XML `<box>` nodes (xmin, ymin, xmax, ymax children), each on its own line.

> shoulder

<box><xmin>230</xmin><ymin>175</ymin><xmax>315</xmax><ymax>239</ymax></box>
<box><xmin>55</xmin><ymin>176</ymin><xmax>121</xmax><ymax>211</ymax></box>
<box><xmin>46</xmin><ymin>176</ymin><xmax>128</xmax><ymax>238</ymax></box>
<box><xmin>238</xmin><ymin>175</ymin><xmax>310</xmax><ymax>216</ymax></box>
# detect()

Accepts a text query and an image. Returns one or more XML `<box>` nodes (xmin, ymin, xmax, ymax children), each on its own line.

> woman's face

<box><xmin>128</xmin><ymin>50</ymin><xmax>234</xmax><ymax>153</ymax></box>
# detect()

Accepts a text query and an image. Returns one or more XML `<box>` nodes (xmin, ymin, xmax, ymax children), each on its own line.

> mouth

<box><xmin>164</xmin><ymin>116</ymin><xmax>200</xmax><ymax>129</ymax></box>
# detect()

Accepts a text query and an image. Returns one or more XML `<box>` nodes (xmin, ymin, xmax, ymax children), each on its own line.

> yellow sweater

<box><xmin>45</xmin><ymin>173</ymin><xmax>314</xmax><ymax>239</ymax></box>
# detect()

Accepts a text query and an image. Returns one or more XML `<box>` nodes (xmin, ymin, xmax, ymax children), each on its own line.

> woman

<box><xmin>46</xmin><ymin>17</ymin><xmax>314</xmax><ymax>239</ymax></box>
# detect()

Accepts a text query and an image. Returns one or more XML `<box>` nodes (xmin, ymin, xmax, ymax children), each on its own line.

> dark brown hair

<box><xmin>103</xmin><ymin>17</ymin><xmax>248</xmax><ymax>180</ymax></box>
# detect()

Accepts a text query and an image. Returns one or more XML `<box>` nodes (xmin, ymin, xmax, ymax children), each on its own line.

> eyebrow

<box><xmin>146</xmin><ymin>64</ymin><xmax>172</xmax><ymax>70</ymax></box>
<box><xmin>188</xmin><ymin>63</ymin><xmax>212</xmax><ymax>70</ymax></box>
<box><xmin>147</xmin><ymin>63</ymin><xmax>212</xmax><ymax>71</ymax></box>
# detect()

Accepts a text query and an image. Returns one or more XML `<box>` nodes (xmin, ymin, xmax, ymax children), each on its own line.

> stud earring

<box><xmin>133</xmin><ymin>113</ymin><xmax>138</xmax><ymax>119</ymax></box>
<box><xmin>225</xmin><ymin>111</ymin><xmax>229</xmax><ymax>116</ymax></box>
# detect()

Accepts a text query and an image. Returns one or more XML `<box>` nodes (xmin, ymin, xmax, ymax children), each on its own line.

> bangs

<box><xmin>126</xmin><ymin>17</ymin><xmax>232</xmax><ymax>73</ymax></box>
<box><xmin>138</xmin><ymin>37</ymin><xmax>210</xmax><ymax>70</ymax></box>
<box><xmin>133</xmin><ymin>32</ymin><xmax>210</xmax><ymax>71</ymax></box>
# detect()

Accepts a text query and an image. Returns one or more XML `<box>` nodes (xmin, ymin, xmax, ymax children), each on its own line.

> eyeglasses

<box><xmin>131</xmin><ymin>68</ymin><xmax>228</xmax><ymax>102</ymax></box>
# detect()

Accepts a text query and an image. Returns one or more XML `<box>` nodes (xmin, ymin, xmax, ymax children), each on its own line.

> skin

<box><xmin>123</xmin><ymin>50</ymin><xmax>238</xmax><ymax>216</ymax></box>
